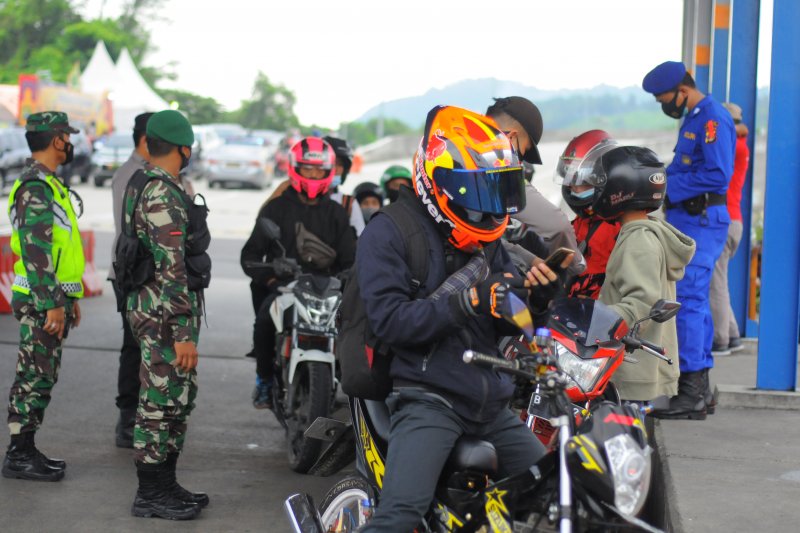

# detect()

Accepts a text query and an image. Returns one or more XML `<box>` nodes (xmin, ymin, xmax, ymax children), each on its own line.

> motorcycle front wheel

<box><xmin>319</xmin><ymin>475</ymin><xmax>375</xmax><ymax>532</ymax></box>
<box><xmin>286</xmin><ymin>362</ymin><xmax>332</xmax><ymax>473</ymax></box>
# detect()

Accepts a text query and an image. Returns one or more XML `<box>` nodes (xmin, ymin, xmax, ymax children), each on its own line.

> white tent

<box><xmin>80</xmin><ymin>42</ymin><xmax>168</xmax><ymax>132</ymax></box>
<box><xmin>110</xmin><ymin>48</ymin><xmax>168</xmax><ymax>132</ymax></box>
<box><xmin>80</xmin><ymin>41</ymin><xmax>116</xmax><ymax>95</ymax></box>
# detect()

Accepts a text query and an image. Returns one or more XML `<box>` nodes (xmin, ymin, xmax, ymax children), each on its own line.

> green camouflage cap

<box><xmin>25</xmin><ymin>111</ymin><xmax>79</xmax><ymax>134</ymax></box>
<box><xmin>146</xmin><ymin>110</ymin><xmax>194</xmax><ymax>147</ymax></box>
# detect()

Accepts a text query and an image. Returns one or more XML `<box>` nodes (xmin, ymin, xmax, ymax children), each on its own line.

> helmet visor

<box><xmin>433</xmin><ymin>166</ymin><xmax>527</xmax><ymax>215</ymax></box>
<box><xmin>556</xmin><ymin>141</ymin><xmax>619</xmax><ymax>187</ymax></box>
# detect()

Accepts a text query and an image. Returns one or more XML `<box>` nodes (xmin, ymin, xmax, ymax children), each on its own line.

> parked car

<box><xmin>90</xmin><ymin>132</ymin><xmax>134</xmax><ymax>187</ymax></box>
<box><xmin>189</xmin><ymin>126</ymin><xmax>224</xmax><ymax>179</ymax></box>
<box><xmin>0</xmin><ymin>128</ymin><xmax>28</xmax><ymax>189</ymax></box>
<box><xmin>204</xmin><ymin>123</ymin><xmax>247</xmax><ymax>143</ymax></box>
<box><xmin>58</xmin><ymin>129</ymin><xmax>93</xmax><ymax>186</ymax></box>
<box><xmin>205</xmin><ymin>136</ymin><xmax>274</xmax><ymax>189</ymax></box>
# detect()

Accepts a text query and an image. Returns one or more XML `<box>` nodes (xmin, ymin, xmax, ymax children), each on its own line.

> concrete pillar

<box><xmin>757</xmin><ymin>0</ymin><xmax>800</xmax><ymax>390</ymax></box>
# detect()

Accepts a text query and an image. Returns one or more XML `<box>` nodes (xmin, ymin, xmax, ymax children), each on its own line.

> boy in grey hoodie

<box><xmin>576</xmin><ymin>146</ymin><xmax>695</xmax><ymax>403</ymax></box>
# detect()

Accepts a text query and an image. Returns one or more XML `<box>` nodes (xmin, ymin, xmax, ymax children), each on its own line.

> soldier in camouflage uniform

<box><xmin>121</xmin><ymin>110</ymin><xmax>209</xmax><ymax>520</ymax></box>
<box><xmin>2</xmin><ymin>112</ymin><xmax>84</xmax><ymax>482</ymax></box>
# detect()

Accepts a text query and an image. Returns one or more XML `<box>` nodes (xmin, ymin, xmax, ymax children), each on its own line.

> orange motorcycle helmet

<box><xmin>413</xmin><ymin>105</ymin><xmax>527</xmax><ymax>253</ymax></box>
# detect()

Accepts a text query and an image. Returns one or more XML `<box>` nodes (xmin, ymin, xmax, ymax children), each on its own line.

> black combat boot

<box><xmin>116</xmin><ymin>408</ymin><xmax>137</xmax><ymax>449</ymax></box>
<box><xmin>131</xmin><ymin>461</ymin><xmax>201</xmax><ymax>520</ymax></box>
<box><xmin>2</xmin><ymin>433</ymin><xmax>65</xmax><ymax>481</ymax></box>
<box><xmin>703</xmin><ymin>369</ymin><xmax>717</xmax><ymax>415</ymax></box>
<box><xmin>28</xmin><ymin>432</ymin><xmax>67</xmax><ymax>470</ymax></box>
<box><xmin>165</xmin><ymin>452</ymin><xmax>209</xmax><ymax>507</ymax></box>
<box><xmin>653</xmin><ymin>370</ymin><xmax>708</xmax><ymax>420</ymax></box>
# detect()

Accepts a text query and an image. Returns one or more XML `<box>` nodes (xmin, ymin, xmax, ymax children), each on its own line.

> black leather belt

<box><xmin>665</xmin><ymin>193</ymin><xmax>727</xmax><ymax>211</ymax></box>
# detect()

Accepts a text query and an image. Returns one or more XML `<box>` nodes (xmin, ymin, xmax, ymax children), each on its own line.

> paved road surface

<box><xmin>0</xmin><ymin>231</ymin><xmax>335</xmax><ymax>532</ymax></box>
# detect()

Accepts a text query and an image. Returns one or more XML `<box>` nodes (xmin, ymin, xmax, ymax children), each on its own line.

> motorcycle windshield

<box><xmin>548</xmin><ymin>297</ymin><xmax>628</xmax><ymax>348</ymax></box>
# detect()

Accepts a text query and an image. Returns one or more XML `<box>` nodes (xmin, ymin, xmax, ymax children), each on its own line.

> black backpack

<box><xmin>337</xmin><ymin>198</ymin><xmax>430</xmax><ymax>400</ymax></box>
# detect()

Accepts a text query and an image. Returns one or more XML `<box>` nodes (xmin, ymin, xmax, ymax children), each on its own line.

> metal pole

<box><xmin>710</xmin><ymin>0</ymin><xmax>731</xmax><ymax>100</ymax></box>
<box><xmin>682</xmin><ymin>0</ymin><xmax>697</xmax><ymax>74</ymax></box>
<box><xmin>695</xmin><ymin>0</ymin><xmax>713</xmax><ymax>93</ymax></box>
<box><xmin>757</xmin><ymin>0</ymin><xmax>800</xmax><ymax>390</ymax></box>
<box><xmin>728</xmin><ymin>0</ymin><xmax>760</xmax><ymax>338</ymax></box>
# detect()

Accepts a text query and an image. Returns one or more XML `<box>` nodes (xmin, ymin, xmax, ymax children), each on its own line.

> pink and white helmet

<box><xmin>288</xmin><ymin>137</ymin><xmax>336</xmax><ymax>199</ymax></box>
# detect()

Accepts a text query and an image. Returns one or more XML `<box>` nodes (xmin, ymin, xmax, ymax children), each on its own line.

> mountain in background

<box><xmin>355</xmin><ymin>78</ymin><xmax>769</xmax><ymax>136</ymax></box>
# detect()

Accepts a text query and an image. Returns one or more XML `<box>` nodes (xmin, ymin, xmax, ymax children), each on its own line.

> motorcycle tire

<box><xmin>286</xmin><ymin>362</ymin><xmax>332</xmax><ymax>473</ymax></box>
<box><xmin>319</xmin><ymin>475</ymin><xmax>376</xmax><ymax>532</ymax></box>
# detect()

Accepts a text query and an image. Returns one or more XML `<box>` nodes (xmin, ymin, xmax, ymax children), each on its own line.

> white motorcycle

<box><xmin>245</xmin><ymin>218</ymin><xmax>343</xmax><ymax>473</ymax></box>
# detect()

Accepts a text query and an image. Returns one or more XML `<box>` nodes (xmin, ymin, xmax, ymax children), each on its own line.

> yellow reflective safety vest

<box><xmin>8</xmin><ymin>169</ymin><xmax>85</xmax><ymax>298</ymax></box>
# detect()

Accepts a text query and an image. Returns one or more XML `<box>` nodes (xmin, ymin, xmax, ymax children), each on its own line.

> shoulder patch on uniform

<box><xmin>704</xmin><ymin>120</ymin><xmax>718</xmax><ymax>144</ymax></box>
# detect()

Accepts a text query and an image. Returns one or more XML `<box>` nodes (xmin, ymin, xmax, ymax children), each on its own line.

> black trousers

<box><xmin>361</xmin><ymin>389</ymin><xmax>547</xmax><ymax>532</ymax></box>
<box><xmin>113</xmin><ymin>280</ymin><xmax>142</xmax><ymax>410</ymax></box>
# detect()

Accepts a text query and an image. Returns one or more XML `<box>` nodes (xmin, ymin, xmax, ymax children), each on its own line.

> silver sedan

<box><xmin>205</xmin><ymin>137</ymin><xmax>274</xmax><ymax>190</ymax></box>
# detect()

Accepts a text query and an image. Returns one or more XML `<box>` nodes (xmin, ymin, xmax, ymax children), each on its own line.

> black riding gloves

<box><xmin>454</xmin><ymin>273</ymin><xmax>528</xmax><ymax>319</ymax></box>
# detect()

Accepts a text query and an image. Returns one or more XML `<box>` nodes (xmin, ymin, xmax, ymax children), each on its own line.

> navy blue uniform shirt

<box><xmin>666</xmin><ymin>95</ymin><xmax>736</xmax><ymax>203</ymax></box>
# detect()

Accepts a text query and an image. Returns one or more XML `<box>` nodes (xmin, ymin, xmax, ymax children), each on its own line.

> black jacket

<box><xmin>241</xmin><ymin>187</ymin><xmax>356</xmax><ymax>285</ymax></box>
<box><xmin>356</xmin><ymin>192</ymin><xmax>521</xmax><ymax>423</ymax></box>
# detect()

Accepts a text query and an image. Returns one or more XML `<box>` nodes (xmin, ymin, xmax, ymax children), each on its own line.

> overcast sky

<box><xmin>82</xmin><ymin>0</ymin><xmax>774</xmax><ymax>128</ymax></box>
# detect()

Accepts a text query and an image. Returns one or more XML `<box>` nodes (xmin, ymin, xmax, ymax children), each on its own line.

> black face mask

<box><xmin>661</xmin><ymin>91</ymin><xmax>687</xmax><ymax>119</ymax></box>
<box><xmin>58</xmin><ymin>138</ymin><xmax>74</xmax><ymax>165</ymax></box>
<box><xmin>179</xmin><ymin>148</ymin><xmax>192</xmax><ymax>171</ymax></box>
<box><xmin>387</xmin><ymin>188</ymin><xmax>400</xmax><ymax>204</ymax></box>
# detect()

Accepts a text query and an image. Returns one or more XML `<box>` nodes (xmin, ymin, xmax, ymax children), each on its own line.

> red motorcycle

<box><xmin>508</xmin><ymin>297</ymin><xmax>677</xmax><ymax>446</ymax></box>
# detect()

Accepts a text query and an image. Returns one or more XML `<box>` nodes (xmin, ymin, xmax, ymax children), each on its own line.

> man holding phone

<box><xmin>486</xmin><ymin>97</ymin><xmax>585</xmax><ymax>276</ymax></box>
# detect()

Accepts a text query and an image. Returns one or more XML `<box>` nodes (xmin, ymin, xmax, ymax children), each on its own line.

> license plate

<box><xmin>226</xmin><ymin>162</ymin><xmax>241</xmax><ymax>169</ymax></box>
<box><xmin>527</xmin><ymin>384</ymin><xmax>554</xmax><ymax>421</ymax></box>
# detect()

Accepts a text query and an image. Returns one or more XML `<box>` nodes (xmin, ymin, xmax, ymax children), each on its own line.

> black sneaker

<box><xmin>728</xmin><ymin>337</ymin><xmax>745</xmax><ymax>353</ymax></box>
<box><xmin>711</xmin><ymin>343</ymin><xmax>731</xmax><ymax>356</ymax></box>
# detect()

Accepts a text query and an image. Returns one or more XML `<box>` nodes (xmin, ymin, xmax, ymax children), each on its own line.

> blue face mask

<box><xmin>330</xmin><ymin>175</ymin><xmax>342</xmax><ymax>189</ymax></box>
<box><xmin>571</xmin><ymin>187</ymin><xmax>595</xmax><ymax>200</ymax></box>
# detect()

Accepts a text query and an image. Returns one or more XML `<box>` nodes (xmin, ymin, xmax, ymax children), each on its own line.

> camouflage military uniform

<box><xmin>7</xmin><ymin>160</ymin><xmax>78</xmax><ymax>435</ymax></box>
<box><xmin>125</xmin><ymin>164</ymin><xmax>200</xmax><ymax>465</ymax></box>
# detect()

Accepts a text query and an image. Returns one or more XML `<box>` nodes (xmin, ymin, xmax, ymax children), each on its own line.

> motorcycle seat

<box><xmin>446</xmin><ymin>437</ymin><xmax>498</xmax><ymax>478</ymax></box>
<box><xmin>364</xmin><ymin>399</ymin><xmax>498</xmax><ymax>478</ymax></box>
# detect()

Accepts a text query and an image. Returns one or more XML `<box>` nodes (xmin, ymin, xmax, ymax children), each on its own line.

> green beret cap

<box><xmin>146</xmin><ymin>110</ymin><xmax>194</xmax><ymax>146</ymax></box>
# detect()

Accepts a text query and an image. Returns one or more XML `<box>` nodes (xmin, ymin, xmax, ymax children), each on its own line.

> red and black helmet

<box><xmin>556</xmin><ymin>130</ymin><xmax>618</xmax><ymax>216</ymax></box>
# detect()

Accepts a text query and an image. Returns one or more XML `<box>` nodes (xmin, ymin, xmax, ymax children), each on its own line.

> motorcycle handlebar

<box><xmin>463</xmin><ymin>350</ymin><xmax>517</xmax><ymax>369</ymax></box>
<box><xmin>622</xmin><ymin>336</ymin><xmax>673</xmax><ymax>365</ymax></box>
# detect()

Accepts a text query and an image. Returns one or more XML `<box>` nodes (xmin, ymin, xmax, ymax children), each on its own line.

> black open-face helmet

<box><xmin>323</xmin><ymin>135</ymin><xmax>354</xmax><ymax>182</ymax></box>
<box><xmin>585</xmin><ymin>146</ymin><xmax>666</xmax><ymax>220</ymax></box>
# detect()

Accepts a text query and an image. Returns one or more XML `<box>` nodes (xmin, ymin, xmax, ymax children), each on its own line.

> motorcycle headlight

<box><xmin>297</xmin><ymin>293</ymin><xmax>340</xmax><ymax>326</ymax></box>
<box><xmin>554</xmin><ymin>341</ymin><xmax>608</xmax><ymax>392</ymax></box>
<box><xmin>605</xmin><ymin>433</ymin><xmax>652</xmax><ymax>516</ymax></box>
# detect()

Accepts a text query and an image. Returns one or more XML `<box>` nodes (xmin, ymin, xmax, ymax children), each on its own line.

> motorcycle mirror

<box><xmin>648</xmin><ymin>299</ymin><xmax>681</xmax><ymax>323</ymax></box>
<box><xmin>501</xmin><ymin>292</ymin><xmax>535</xmax><ymax>343</ymax></box>
<box><xmin>257</xmin><ymin>217</ymin><xmax>282</xmax><ymax>242</ymax></box>
<box><xmin>284</xmin><ymin>493</ymin><xmax>324</xmax><ymax>533</ymax></box>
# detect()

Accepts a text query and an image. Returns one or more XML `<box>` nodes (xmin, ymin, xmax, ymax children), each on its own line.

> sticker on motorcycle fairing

<box><xmin>603</xmin><ymin>412</ymin><xmax>645</xmax><ymax>431</ymax></box>
<box><xmin>571</xmin><ymin>435</ymin><xmax>605</xmax><ymax>474</ymax></box>
<box><xmin>435</xmin><ymin>504</ymin><xmax>464</xmax><ymax>530</ymax></box>
<box><xmin>359</xmin><ymin>412</ymin><xmax>385</xmax><ymax>489</ymax></box>
<box><xmin>485</xmin><ymin>488</ymin><xmax>513</xmax><ymax>533</ymax></box>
